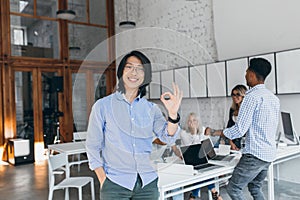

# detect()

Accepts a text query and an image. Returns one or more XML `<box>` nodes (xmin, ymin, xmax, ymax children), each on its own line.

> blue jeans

<box><xmin>226</xmin><ymin>154</ymin><xmax>270</xmax><ymax>200</ymax></box>
<box><xmin>191</xmin><ymin>182</ymin><xmax>215</xmax><ymax>197</ymax></box>
<box><xmin>100</xmin><ymin>175</ymin><xmax>159</xmax><ymax>200</ymax></box>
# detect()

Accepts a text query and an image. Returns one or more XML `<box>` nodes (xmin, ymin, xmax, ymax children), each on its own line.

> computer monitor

<box><xmin>281</xmin><ymin>112</ymin><xmax>295</xmax><ymax>142</ymax></box>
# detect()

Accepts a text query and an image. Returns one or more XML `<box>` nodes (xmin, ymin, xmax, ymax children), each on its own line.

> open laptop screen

<box><xmin>180</xmin><ymin>143</ymin><xmax>207</xmax><ymax>166</ymax></box>
<box><xmin>201</xmin><ymin>138</ymin><xmax>217</xmax><ymax>159</ymax></box>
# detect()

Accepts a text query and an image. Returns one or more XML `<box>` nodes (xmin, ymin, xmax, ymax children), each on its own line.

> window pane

<box><xmin>37</xmin><ymin>0</ymin><xmax>58</xmax><ymax>18</ymax></box>
<box><xmin>68</xmin><ymin>23</ymin><xmax>108</xmax><ymax>61</ymax></box>
<box><xmin>15</xmin><ymin>71</ymin><xmax>34</xmax><ymax>139</ymax></box>
<box><xmin>70</xmin><ymin>0</ymin><xmax>87</xmax><ymax>23</ymax></box>
<box><xmin>13</xmin><ymin>28</ymin><xmax>25</xmax><ymax>45</ymax></box>
<box><xmin>90</xmin><ymin>0</ymin><xmax>106</xmax><ymax>25</ymax></box>
<box><xmin>10</xmin><ymin>0</ymin><xmax>33</xmax><ymax>15</ymax></box>
<box><xmin>72</xmin><ymin>73</ymin><xmax>87</xmax><ymax>131</ymax></box>
<box><xmin>11</xmin><ymin>15</ymin><xmax>60</xmax><ymax>59</ymax></box>
<box><xmin>94</xmin><ymin>73</ymin><xmax>106</xmax><ymax>101</ymax></box>
<box><xmin>42</xmin><ymin>72</ymin><xmax>58</xmax><ymax>147</ymax></box>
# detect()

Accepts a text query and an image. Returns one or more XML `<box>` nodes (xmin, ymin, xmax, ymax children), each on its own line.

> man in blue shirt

<box><xmin>86</xmin><ymin>50</ymin><xmax>183</xmax><ymax>200</ymax></box>
<box><xmin>208</xmin><ymin>58</ymin><xmax>280</xmax><ymax>200</ymax></box>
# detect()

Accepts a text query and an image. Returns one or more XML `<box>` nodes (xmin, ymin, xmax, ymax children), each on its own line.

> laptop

<box><xmin>201</xmin><ymin>138</ymin><xmax>235</xmax><ymax>162</ymax></box>
<box><xmin>180</xmin><ymin>143</ymin><xmax>218</xmax><ymax>170</ymax></box>
<box><xmin>150</xmin><ymin>145</ymin><xmax>167</xmax><ymax>162</ymax></box>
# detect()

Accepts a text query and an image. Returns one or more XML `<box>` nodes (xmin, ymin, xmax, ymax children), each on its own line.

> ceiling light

<box><xmin>69</xmin><ymin>46</ymin><xmax>81</xmax><ymax>51</ymax></box>
<box><xmin>119</xmin><ymin>0</ymin><xmax>136</xmax><ymax>28</ymax></box>
<box><xmin>56</xmin><ymin>10</ymin><xmax>76</xmax><ymax>20</ymax></box>
<box><xmin>119</xmin><ymin>21</ymin><xmax>136</xmax><ymax>28</ymax></box>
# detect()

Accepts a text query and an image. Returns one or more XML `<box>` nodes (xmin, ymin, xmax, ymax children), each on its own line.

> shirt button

<box><xmin>133</xmin><ymin>144</ymin><xmax>136</xmax><ymax>147</ymax></box>
<box><xmin>132</xmin><ymin>118</ymin><xmax>134</xmax><ymax>121</ymax></box>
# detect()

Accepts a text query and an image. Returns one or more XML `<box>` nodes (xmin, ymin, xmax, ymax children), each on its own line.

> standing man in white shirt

<box><xmin>207</xmin><ymin>58</ymin><xmax>280</xmax><ymax>200</ymax></box>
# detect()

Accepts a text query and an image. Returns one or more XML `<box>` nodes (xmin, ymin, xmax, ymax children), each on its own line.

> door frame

<box><xmin>12</xmin><ymin>66</ymin><xmax>63</xmax><ymax>144</ymax></box>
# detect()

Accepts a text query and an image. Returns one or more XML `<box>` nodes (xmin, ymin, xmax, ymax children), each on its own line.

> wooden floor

<box><xmin>1</xmin><ymin>157</ymin><xmax>300</xmax><ymax>200</ymax></box>
<box><xmin>0</xmin><ymin>157</ymin><xmax>99</xmax><ymax>200</ymax></box>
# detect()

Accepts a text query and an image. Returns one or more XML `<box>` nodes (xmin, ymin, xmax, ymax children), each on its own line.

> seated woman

<box><xmin>175</xmin><ymin>112</ymin><xmax>222</xmax><ymax>200</ymax></box>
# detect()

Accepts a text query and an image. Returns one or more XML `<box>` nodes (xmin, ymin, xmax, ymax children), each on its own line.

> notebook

<box><xmin>201</xmin><ymin>138</ymin><xmax>234</xmax><ymax>162</ymax></box>
<box><xmin>180</xmin><ymin>143</ymin><xmax>217</xmax><ymax>171</ymax></box>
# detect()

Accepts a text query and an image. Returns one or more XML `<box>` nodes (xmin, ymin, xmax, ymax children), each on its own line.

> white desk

<box><xmin>158</xmin><ymin>153</ymin><xmax>240</xmax><ymax>200</ymax></box>
<box><xmin>48</xmin><ymin>141</ymin><xmax>86</xmax><ymax>175</ymax></box>
<box><xmin>158</xmin><ymin>146</ymin><xmax>300</xmax><ymax>200</ymax></box>
<box><xmin>158</xmin><ymin>166</ymin><xmax>234</xmax><ymax>199</ymax></box>
<box><xmin>268</xmin><ymin>145</ymin><xmax>300</xmax><ymax>200</ymax></box>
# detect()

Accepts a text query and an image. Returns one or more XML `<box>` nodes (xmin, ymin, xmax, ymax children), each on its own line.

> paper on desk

<box><xmin>156</xmin><ymin>163</ymin><xmax>196</xmax><ymax>175</ymax></box>
<box><xmin>218</xmin><ymin>144</ymin><xmax>231</xmax><ymax>156</ymax></box>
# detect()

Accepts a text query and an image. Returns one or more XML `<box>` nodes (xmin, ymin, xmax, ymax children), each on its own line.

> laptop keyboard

<box><xmin>212</xmin><ymin>155</ymin><xmax>226</xmax><ymax>160</ymax></box>
<box><xmin>212</xmin><ymin>155</ymin><xmax>234</xmax><ymax>161</ymax></box>
<box><xmin>222</xmin><ymin>156</ymin><xmax>234</xmax><ymax>162</ymax></box>
<box><xmin>194</xmin><ymin>163</ymin><xmax>215</xmax><ymax>170</ymax></box>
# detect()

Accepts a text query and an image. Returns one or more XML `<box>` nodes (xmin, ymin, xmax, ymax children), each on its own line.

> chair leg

<box><xmin>48</xmin><ymin>190</ymin><xmax>53</xmax><ymax>200</ymax></box>
<box><xmin>65</xmin><ymin>188</ymin><xmax>69</xmax><ymax>200</ymax></box>
<box><xmin>78</xmin><ymin>187</ymin><xmax>82</xmax><ymax>200</ymax></box>
<box><xmin>91</xmin><ymin>179</ymin><xmax>95</xmax><ymax>200</ymax></box>
<box><xmin>77</xmin><ymin>154</ymin><xmax>81</xmax><ymax>172</ymax></box>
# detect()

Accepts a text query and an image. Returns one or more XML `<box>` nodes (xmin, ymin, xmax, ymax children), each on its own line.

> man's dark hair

<box><xmin>248</xmin><ymin>58</ymin><xmax>272</xmax><ymax>81</ymax></box>
<box><xmin>117</xmin><ymin>50</ymin><xmax>152</xmax><ymax>97</ymax></box>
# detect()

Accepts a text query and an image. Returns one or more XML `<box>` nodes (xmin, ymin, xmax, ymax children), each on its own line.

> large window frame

<box><xmin>0</xmin><ymin>0</ymin><xmax>116</xmax><ymax>148</ymax></box>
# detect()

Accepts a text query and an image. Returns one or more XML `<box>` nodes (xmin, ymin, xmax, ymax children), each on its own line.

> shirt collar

<box><xmin>115</xmin><ymin>91</ymin><xmax>141</xmax><ymax>102</ymax></box>
<box><xmin>246</xmin><ymin>84</ymin><xmax>265</xmax><ymax>94</ymax></box>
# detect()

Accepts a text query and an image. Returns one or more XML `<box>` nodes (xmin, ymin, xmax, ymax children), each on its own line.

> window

<box><xmin>11</xmin><ymin>25</ymin><xmax>27</xmax><ymax>45</ymax></box>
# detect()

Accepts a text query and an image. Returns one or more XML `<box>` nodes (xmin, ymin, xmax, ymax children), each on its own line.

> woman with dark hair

<box><xmin>86</xmin><ymin>50</ymin><xmax>183</xmax><ymax>200</ymax></box>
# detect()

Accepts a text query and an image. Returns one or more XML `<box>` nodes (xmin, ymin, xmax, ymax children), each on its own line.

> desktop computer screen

<box><xmin>281</xmin><ymin>112</ymin><xmax>295</xmax><ymax>142</ymax></box>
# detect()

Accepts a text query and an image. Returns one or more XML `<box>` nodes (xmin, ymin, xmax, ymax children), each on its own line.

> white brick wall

<box><xmin>115</xmin><ymin>0</ymin><xmax>217</xmax><ymax>69</ymax></box>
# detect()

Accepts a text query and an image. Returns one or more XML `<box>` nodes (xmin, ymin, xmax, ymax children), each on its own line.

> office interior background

<box><xmin>1</xmin><ymin>0</ymin><xmax>300</xmax><ymax>190</ymax></box>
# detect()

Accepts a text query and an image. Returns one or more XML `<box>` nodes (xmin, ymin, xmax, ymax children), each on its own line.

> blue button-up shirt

<box><xmin>223</xmin><ymin>84</ymin><xmax>280</xmax><ymax>162</ymax></box>
<box><xmin>86</xmin><ymin>91</ymin><xmax>180</xmax><ymax>190</ymax></box>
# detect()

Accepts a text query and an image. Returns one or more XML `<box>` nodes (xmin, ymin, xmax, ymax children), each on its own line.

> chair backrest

<box><xmin>73</xmin><ymin>131</ymin><xmax>87</xmax><ymax>142</ymax></box>
<box><xmin>48</xmin><ymin>153</ymin><xmax>67</xmax><ymax>171</ymax></box>
<box><xmin>48</xmin><ymin>153</ymin><xmax>68</xmax><ymax>188</ymax></box>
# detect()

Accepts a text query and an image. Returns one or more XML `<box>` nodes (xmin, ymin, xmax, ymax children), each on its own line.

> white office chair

<box><xmin>70</xmin><ymin>131</ymin><xmax>88</xmax><ymax>172</ymax></box>
<box><xmin>48</xmin><ymin>153</ymin><xmax>95</xmax><ymax>200</ymax></box>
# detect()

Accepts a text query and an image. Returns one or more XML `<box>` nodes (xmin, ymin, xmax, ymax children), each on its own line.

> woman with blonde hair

<box><xmin>180</xmin><ymin>112</ymin><xmax>208</xmax><ymax>146</ymax></box>
<box><xmin>226</xmin><ymin>84</ymin><xmax>248</xmax><ymax>150</ymax></box>
<box><xmin>178</xmin><ymin>112</ymin><xmax>221</xmax><ymax>200</ymax></box>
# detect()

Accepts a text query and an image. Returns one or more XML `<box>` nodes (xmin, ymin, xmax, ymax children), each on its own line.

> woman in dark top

<box><xmin>225</xmin><ymin>84</ymin><xmax>248</xmax><ymax>150</ymax></box>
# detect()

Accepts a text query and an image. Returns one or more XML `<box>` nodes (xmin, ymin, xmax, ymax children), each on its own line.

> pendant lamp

<box><xmin>119</xmin><ymin>0</ymin><xmax>136</xmax><ymax>28</ymax></box>
<box><xmin>57</xmin><ymin>0</ymin><xmax>76</xmax><ymax>20</ymax></box>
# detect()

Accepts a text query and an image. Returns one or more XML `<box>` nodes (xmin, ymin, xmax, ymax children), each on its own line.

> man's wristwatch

<box><xmin>168</xmin><ymin>113</ymin><xmax>180</xmax><ymax>124</ymax></box>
